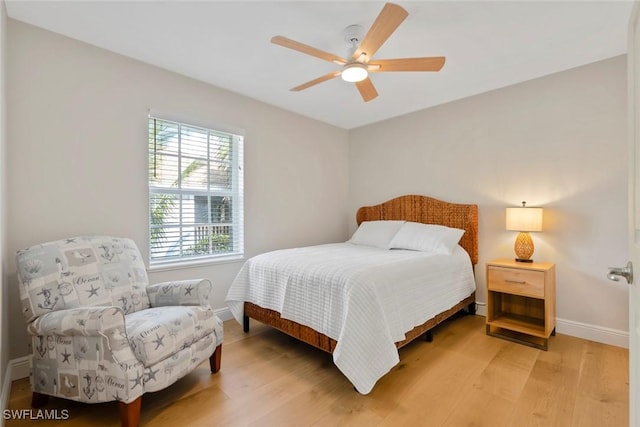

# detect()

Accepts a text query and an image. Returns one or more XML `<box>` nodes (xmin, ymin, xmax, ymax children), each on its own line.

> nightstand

<box><xmin>485</xmin><ymin>259</ymin><xmax>556</xmax><ymax>350</ymax></box>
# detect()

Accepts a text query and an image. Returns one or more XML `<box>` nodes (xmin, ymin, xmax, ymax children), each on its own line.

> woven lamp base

<box><xmin>514</xmin><ymin>231</ymin><xmax>534</xmax><ymax>262</ymax></box>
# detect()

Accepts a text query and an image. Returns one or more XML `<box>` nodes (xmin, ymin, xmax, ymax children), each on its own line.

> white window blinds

<box><xmin>148</xmin><ymin>116</ymin><xmax>244</xmax><ymax>264</ymax></box>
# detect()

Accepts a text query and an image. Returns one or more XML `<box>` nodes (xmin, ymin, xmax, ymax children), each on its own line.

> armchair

<box><xmin>16</xmin><ymin>236</ymin><xmax>223</xmax><ymax>427</ymax></box>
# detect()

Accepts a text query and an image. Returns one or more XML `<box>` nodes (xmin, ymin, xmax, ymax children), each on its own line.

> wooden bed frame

<box><xmin>243</xmin><ymin>194</ymin><xmax>479</xmax><ymax>353</ymax></box>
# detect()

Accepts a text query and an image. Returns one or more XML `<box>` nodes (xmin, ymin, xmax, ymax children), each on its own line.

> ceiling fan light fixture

<box><xmin>271</xmin><ymin>3</ymin><xmax>443</xmax><ymax>102</ymax></box>
<box><xmin>341</xmin><ymin>63</ymin><xmax>368</xmax><ymax>82</ymax></box>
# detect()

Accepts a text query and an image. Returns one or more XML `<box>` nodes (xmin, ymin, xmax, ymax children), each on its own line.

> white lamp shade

<box><xmin>506</xmin><ymin>207</ymin><xmax>543</xmax><ymax>232</ymax></box>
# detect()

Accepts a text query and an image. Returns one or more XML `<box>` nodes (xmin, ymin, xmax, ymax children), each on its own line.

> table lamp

<box><xmin>506</xmin><ymin>201</ymin><xmax>543</xmax><ymax>262</ymax></box>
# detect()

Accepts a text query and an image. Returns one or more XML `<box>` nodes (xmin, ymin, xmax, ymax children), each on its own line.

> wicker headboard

<box><xmin>356</xmin><ymin>195</ymin><xmax>479</xmax><ymax>265</ymax></box>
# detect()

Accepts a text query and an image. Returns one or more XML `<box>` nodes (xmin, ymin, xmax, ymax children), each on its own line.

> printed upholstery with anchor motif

<box><xmin>16</xmin><ymin>236</ymin><xmax>223</xmax><ymax>407</ymax></box>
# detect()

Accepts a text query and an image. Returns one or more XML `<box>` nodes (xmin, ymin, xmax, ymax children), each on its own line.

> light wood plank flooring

<box><xmin>6</xmin><ymin>315</ymin><xmax>628</xmax><ymax>426</ymax></box>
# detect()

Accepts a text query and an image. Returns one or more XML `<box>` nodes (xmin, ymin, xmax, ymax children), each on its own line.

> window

<box><xmin>148</xmin><ymin>116</ymin><xmax>244</xmax><ymax>264</ymax></box>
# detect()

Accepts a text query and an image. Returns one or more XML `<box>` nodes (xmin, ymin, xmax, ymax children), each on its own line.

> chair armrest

<box><xmin>147</xmin><ymin>279</ymin><xmax>212</xmax><ymax>307</ymax></box>
<box><xmin>27</xmin><ymin>306</ymin><xmax>126</xmax><ymax>337</ymax></box>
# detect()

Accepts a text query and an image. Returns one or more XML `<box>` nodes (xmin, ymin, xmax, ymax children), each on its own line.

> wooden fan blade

<box><xmin>272</xmin><ymin>36</ymin><xmax>347</xmax><ymax>65</ymax></box>
<box><xmin>369</xmin><ymin>57</ymin><xmax>446</xmax><ymax>72</ymax></box>
<box><xmin>355</xmin><ymin>77</ymin><xmax>378</xmax><ymax>102</ymax></box>
<box><xmin>353</xmin><ymin>3</ymin><xmax>408</xmax><ymax>61</ymax></box>
<box><xmin>291</xmin><ymin>71</ymin><xmax>342</xmax><ymax>91</ymax></box>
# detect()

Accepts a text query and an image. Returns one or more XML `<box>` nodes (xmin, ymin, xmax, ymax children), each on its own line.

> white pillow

<box><xmin>349</xmin><ymin>220</ymin><xmax>406</xmax><ymax>249</ymax></box>
<box><xmin>389</xmin><ymin>222</ymin><xmax>465</xmax><ymax>254</ymax></box>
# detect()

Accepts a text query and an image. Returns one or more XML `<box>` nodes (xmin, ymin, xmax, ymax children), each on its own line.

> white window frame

<box><xmin>148</xmin><ymin>114</ymin><xmax>244</xmax><ymax>267</ymax></box>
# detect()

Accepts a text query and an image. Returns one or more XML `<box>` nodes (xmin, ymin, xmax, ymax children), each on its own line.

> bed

<box><xmin>226</xmin><ymin>195</ymin><xmax>478</xmax><ymax>393</ymax></box>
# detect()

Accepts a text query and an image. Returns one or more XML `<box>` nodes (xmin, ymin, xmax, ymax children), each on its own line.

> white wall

<box><xmin>349</xmin><ymin>56</ymin><xmax>629</xmax><ymax>340</ymax></box>
<box><xmin>4</xmin><ymin>18</ymin><xmax>630</xmax><ymax>364</ymax></box>
<box><xmin>6</xmin><ymin>20</ymin><xmax>350</xmax><ymax>359</ymax></box>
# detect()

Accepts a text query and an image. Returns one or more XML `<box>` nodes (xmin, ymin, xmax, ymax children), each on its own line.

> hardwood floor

<box><xmin>6</xmin><ymin>315</ymin><xmax>629</xmax><ymax>426</ymax></box>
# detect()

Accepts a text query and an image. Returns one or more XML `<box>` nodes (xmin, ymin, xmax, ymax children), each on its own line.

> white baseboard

<box><xmin>556</xmin><ymin>317</ymin><xmax>629</xmax><ymax>348</ymax></box>
<box><xmin>473</xmin><ymin>301</ymin><xmax>628</xmax><ymax>348</ymax></box>
<box><xmin>214</xmin><ymin>307</ymin><xmax>233</xmax><ymax>322</ymax></box>
<box><xmin>10</xmin><ymin>356</ymin><xmax>31</xmax><ymax>381</ymax></box>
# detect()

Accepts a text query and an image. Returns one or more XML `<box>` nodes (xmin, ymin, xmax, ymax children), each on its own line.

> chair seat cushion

<box><xmin>125</xmin><ymin>306</ymin><xmax>216</xmax><ymax>367</ymax></box>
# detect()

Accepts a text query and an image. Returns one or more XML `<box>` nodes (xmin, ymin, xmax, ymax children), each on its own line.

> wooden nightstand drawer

<box><xmin>487</xmin><ymin>266</ymin><xmax>545</xmax><ymax>298</ymax></box>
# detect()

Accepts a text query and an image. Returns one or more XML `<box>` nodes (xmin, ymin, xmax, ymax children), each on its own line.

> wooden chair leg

<box><xmin>31</xmin><ymin>392</ymin><xmax>49</xmax><ymax>408</ymax></box>
<box><xmin>119</xmin><ymin>396</ymin><xmax>142</xmax><ymax>427</ymax></box>
<box><xmin>209</xmin><ymin>344</ymin><xmax>222</xmax><ymax>373</ymax></box>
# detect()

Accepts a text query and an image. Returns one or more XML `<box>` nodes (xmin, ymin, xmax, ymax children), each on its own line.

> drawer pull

<box><xmin>505</xmin><ymin>279</ymin><xmax>526</xmax><ymax>284</ymax></box>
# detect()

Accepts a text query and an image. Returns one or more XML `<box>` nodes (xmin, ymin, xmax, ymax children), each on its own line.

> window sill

<box><xmin>148</xmin><ymin>254</ymin><xmax>246</xmax><ymax>273</ymax></box>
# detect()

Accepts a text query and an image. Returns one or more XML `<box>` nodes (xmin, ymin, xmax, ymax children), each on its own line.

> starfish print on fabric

<box><xmin>86</xmin><ymin>285</ymin><xmax>100</xmax><ymax>298</ymax></box>
<box><xmin>61</xmin><ymin>349</ymin><xmax>71</xmax><ymax>363</ymax></box>
<box><xmin>152</xmin><ymin>333</ymin><xmax>165</xmax><ymax>350</ymax></box>
<box><xmin>130</xmin><ymin>372</ymin><xmax>144</xmax><ymax>389</ymax></box>
<box><xmin>184</xmin><ymin>285</ymin><xmax>194</xmax><ymax>296</ymax></box>
<box><xmin>145</xmin><ymin>368</ymin><xmax>159</xmax><ymax>382</ymax></box>
<box><xmin>65</xmin><ymin>238</ymin><xmax>76</xmax><ymax>244</ymax></box>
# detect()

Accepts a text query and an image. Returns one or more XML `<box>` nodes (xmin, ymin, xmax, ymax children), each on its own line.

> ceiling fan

<box><xmin>271</xmin><ymin>2</ymin><xmax>445</xmax><ymax>102</ymax></box>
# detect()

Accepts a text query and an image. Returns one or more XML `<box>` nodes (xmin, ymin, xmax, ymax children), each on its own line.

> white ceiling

<box><xmin>5</xmin><ymin>1</ymin><xmax>634</xmax><ymax>129</ymax></box>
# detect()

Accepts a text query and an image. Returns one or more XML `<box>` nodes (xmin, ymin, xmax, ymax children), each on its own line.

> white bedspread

<box><xmin>225</xmin><ymin>243</ymin><xmax>476</xmax><ymax>394</ymax></box>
